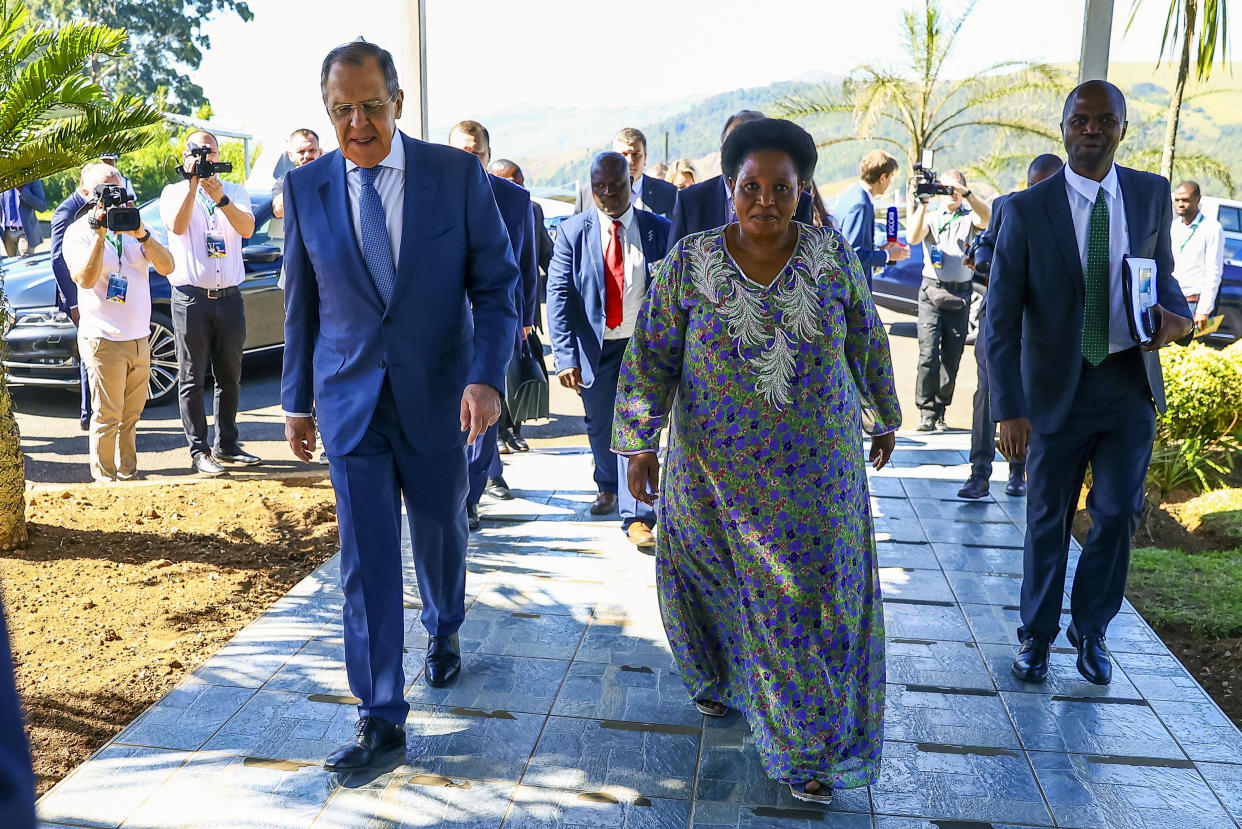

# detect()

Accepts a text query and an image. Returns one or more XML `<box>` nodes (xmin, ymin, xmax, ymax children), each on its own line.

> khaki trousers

<box><xmin>79</xmin><ymin>336</ymin><xmax>150</xmax><ymax>482</ymax></box>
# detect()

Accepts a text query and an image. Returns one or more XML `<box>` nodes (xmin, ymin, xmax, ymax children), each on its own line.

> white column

<box><xmin>397</xmin><ymin>0</ymin><xmax>429</xmax><ymax>140</ymax></box>
<box><xmin>1079</xmin><ymin>0</ymin><xmax>1115</xmax><ymax>83</ymax></box>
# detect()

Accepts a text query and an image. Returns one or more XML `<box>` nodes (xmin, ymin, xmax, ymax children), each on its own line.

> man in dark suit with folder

<box><xmin>986</xmin><ymin>80</ymin><xmax>1191</xmax><ymax>686</ymax></box>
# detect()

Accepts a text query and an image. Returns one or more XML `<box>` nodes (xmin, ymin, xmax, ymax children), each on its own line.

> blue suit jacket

<box><xmin>669</xmin><ymin>174</ymin><xmax>813</xmax><ymax>244</ymax></box>
<box><xmin>51</xmin><ymin>191</ymin><xmax>86</xmax><ymax>312</ymax></box>
<box><xmin>639</xmin><ymin>174</ymin><xmax>677</xmax><ymax>219</ymax></box>
<box><xmin>985</xmin><ymin>166</ymin><xmax>1191</xmax><ymax>433</ymax></box>
<box><xmin>281</xmin><ymin>132</ymin><xmax>520</xmax><ymax>456</ymax></box>
<box><xmin>488</xmin><ymin>173</ymin><xmax>539</xmax><ymax>333</ymax></box>
<box><xmin>837</xmin><ymin>184</ymin><xmax>886</xmax><ymax>275</ymax></box>
<box><xmin>17</xmin><ymin>180</ymin><xmax>44</xmax><ymax>248</ymax></box>
<box><xmin>547</xmin><ymin>208</ymin><xmax>671</xmax><ymax>388</ymax></box>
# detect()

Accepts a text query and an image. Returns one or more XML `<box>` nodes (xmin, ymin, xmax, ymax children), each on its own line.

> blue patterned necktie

<box><xmin>358</xmin><ymin>165</ymin><xmax>396</xmax><ymax>305</ymax></box>
<box><xmin>1082</xmin><ymin>190</ymin><xmax>1110</xmax><ymax>366</ymax></box>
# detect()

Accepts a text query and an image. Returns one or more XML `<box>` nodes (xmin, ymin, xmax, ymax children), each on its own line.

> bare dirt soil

<box><xmin>1</xmin><ymin>475</ymin><xmax>338</xmax><ymax>796</ymax></box>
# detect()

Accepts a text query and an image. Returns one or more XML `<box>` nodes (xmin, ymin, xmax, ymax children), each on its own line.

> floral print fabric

<box><xmin>612</xmin><ymin>223</ymin><xmax>901</xmax><ymax>787</ymax></box>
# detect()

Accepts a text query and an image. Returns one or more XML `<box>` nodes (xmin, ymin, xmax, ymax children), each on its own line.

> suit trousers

<box><xmin>580</xmin><ymin>338</ymin><xmax>657</xmax><ymax>530</ymax></box>
<box><xmin>0</xmin><ymin>601</ymin><xmax>35</xmax><ymax>829</ymax></box>
<box><xmin>969</xmin><ymin>323</ymin><xmax>1022</xmax><ymax>479</ymax></box>
<box><xmin>79</xmin><ymin>335</ymin><xmax>150</xmax><ymax>482</ymax></box>
<box><xmin>915</xmin><ymin>279</ymin><xmax>973</xmax><ymax>414</ymax></box>
<box><xmin>1018</xmin><ymin>348</ymin><xmax>1156</xmax><ymax>642</ymax></box>
<box><xmin>328</xmin><ymin>377</ymin><xmax>469</xmax><ymax>725</ymax></box>
<box><xmin>171</xmin><ymin>287</ymin><xmax>245</xmax><ymax>460</ymax></box>
<box><xmin>466</xmin><ymin>421</ymin><xmax>504</xmax><ymax>505</ymax></box>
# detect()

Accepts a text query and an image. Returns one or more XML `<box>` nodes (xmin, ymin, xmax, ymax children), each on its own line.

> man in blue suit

<box><xmin>548</xmin><ymin>152</ymin><xmax>670</xmax><ymax>552</ymax></box>
<box><xmin>281</xmin><ymin>41</ymin><xmax>519</xmax><ymax>770</ymax></box>
<box><xmin>987</xmin><ymin>81</ymin><xmax>1191</xmax><ymax>686</ymax></box>
<box><xmin>836</xmin><ymin>150</ymin><xmax>910</xmax><ymax>290</ymax></box>
<box><xmin>669</xmin><ymin>110</ymin><xmax>813</xmax><ymax>244</ymax></box>
<box><xmin>16</xmin><ymin>179</ymin><xmax>45</xmax><ymax>254</ymax></box>
<box><xmin>574</xmin><ymin>128</ymin><xmax>678</xmax><ymax>220</ymax></box>
<box><xmin>51</xmin><ymin>186</ymin><xmax>91</xmax><ymax>430</ymax></box>
<box><xmin>448</xmin><ymin>119</ymin><xmax>538</xmax><ymax>529</ymax></box>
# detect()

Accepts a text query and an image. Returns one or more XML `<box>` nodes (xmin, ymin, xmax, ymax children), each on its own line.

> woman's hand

<box><xmin>869</xmin><ymin>432</ymin><xmax>895</xmax><ymax>470</ymax></box>
<box><xmin>627</xmin><ymin>452</ymin><xmax>660</xmax><ymax>505</ymax></box>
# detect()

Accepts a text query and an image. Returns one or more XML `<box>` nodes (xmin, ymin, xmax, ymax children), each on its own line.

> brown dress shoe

<box><xmin>627</xmin><ymin>522</ymin><xmax>656</xmax><ymax>553</ymax></box>
<box><xmin>590</xmin><ymin>492</ymin><xmax>618</xmax><ymax>515</ymax></box>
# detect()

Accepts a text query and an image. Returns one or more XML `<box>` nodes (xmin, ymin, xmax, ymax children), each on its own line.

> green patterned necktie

<box><xmin>1082</xmin><ymin>190</ymin><xmax>1110</xmax><ymax>366</ymax></box>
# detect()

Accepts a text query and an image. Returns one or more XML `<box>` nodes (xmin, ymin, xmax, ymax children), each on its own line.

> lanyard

<box><xmin>1178</xmin><ymin>214</ymin><xmax>1204</xmax><ymax>253</ymax></box>
<box><xmin>105</xmin><ymin>232</ymin><xmax>123</xmax><ymax>262</ymax></box>
<box><xmin>938</xmin><ymin>207</ymin><xmax>968</xmax><ymax>237</ymax></box>
<box><xmin>196</xmin><ymin>189</ymin><xmax>218</xmax><ymax>228</ymax></box>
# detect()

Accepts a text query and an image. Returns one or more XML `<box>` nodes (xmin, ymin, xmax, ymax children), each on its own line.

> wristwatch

<box><xmin>215</xmin><ymin>194</ymin><xmax>231</xmax><ymax>208</ymax></box>
<box><xmin>136</xmin><ymin>228</ymin><xmax>151</xmax><ymax>243</ymax></box>
<box><xmin>962</xmin><ymin>190</ymin><xmax>973</xmax><ymax>199</ymax></box>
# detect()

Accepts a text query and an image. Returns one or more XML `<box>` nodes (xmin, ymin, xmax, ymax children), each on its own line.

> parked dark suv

<box><xmin>866</xmin><ymin>216</ymin><xmax>1241</xmax><ymax>347</ymax></box>
<box><xmin>1</xmin><ymin>192</ymin><xmax>285</xmax><ymax>406</ymax></box>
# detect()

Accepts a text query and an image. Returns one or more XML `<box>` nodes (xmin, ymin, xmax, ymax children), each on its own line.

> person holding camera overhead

<box><xmin>905</xmin><ymin>167</ymin><xmax>990</xmax><ymax>432</ymax></box>
<box><xmin>159</xmin><ymin>130</ymin><xmax>259</xmax><ymax>476</ymax></box>
<box><xmin>63</xmin><ymin>163</ymin><xmax>174</xmax><ymax>482</ymax></box>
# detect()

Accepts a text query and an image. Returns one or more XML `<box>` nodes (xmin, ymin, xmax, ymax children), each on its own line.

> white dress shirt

<box><xmin>631</xmin><ymin>175</ymin><xmax>646</xmax><ymax>211</ymax></box>
<box><xmin>598</xmin><ymin>206</ymin><xmax>646</xmax><ymax>340</ymax></box>
<box><xmin>1171</xmin><ymin>210</ymin><xmax>1225</xmax><ymax>313</ymax></box>
<box><xmin>1063</xmin><ymin>164</ymin><xmax>1132</xmax><ymax>354</ymax></box>
<box><xmin>158</xmin><ymin>179</ymin><xmax>253</xmax><ymax>289</ymax></box>
<box><xmin>344</xmin><ymin>131</ymin><xmax>405</xmax><ymax>267</ymax></box>
<box><xmin>63</xmin><ymin>216</ymin><xmax>152</xmax><ymax>341</ymax></box>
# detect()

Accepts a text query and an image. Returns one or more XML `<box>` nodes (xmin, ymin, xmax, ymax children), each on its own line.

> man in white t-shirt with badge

<box><xmin>65</xmin><ymin>163</ymin><xmax>175</xmax><ymax>482</ymax></box>
<box><xmin>159</xmin><ymin>130</ymin><xmax>258</xmax><ymax>477</ymax></box>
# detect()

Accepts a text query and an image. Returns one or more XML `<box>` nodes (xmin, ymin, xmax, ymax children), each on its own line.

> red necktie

<box><xmin>604</xmin><ymin>219</ymin><xmax>624</xmax><ymax>329</ymax></box>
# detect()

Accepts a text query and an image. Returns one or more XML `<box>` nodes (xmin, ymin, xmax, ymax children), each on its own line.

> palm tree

<box><xmin>1127</xmin><ymin>0</ymin><xmax>1230</xmax><ymax>181</ymax></box>
<box><xmin>778</xmin><ymin>0</ymin><xmax>1067</xmax><ymax>176</ymax></box>
<box><xmin>0</xmin><ymin>0</ymin><xmax>163</xmax><ymax>550</ymax></box>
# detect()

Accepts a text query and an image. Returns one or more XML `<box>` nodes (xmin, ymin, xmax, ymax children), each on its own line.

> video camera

<box><xmin>176</xmin><ymin>144</ymin><xmax>233</xmax><ymax>180</ymax></box>
<box><xmin>912</xmin><ymin>148</ymin><xmax>954</xmax><ymax>200</ymax></box>
<box><xmin>85</xmin><ymin>183</ymin><xmax>141</xmax><ymax>232</ymax></box>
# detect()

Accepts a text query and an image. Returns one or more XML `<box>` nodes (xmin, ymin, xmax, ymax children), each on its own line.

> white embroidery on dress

<box><xmin>685</xmin><ymin>226</ymin><xmax>843</xmax><ymax>408</ymax></box>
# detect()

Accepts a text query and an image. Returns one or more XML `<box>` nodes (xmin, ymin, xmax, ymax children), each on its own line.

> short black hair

<box><xmin>721</xmin><ymin>118</ymin><xmax>817</xmax><ymax>183</ymax></box>
<box><xmin>721</xmin><ymin>109</ymin><xmax>764</xmax><ymax>145</ymax></box>
<box><xmin>1061</xmin><ymin>79</ymin><xmax>1126</xmax><ymax>125</ymax></box>
<box><xmin>1175</xmin><ymin>180</ymin><xmax>1201</xmax><ymax>197</ymax></box>
<box><xmin>321</xmin><ymin>39</ymin><xmax>399</xmax><ymax>99</ymax></box>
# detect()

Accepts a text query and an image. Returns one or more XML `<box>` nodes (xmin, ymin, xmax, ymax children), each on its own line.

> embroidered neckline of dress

<box><xmin>687</xmin><ymin>224</ymin><xmax>842</xmax><ymax>409</ymax></box>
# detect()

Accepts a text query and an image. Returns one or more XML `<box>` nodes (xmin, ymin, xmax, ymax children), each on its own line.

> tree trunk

<box><xmin>0</xmin><ymin>374</ymin><xmax>27</xmax><ymax>551</ymax></box>
<box><xmin>1162</xmin><ymin>0</ymin><xmax>1197</xmax><ymax>181</ymax></box>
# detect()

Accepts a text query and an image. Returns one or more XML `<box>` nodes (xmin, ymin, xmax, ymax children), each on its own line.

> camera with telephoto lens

<box><xmin>85</xmin><ymin>183</ymin><xmax>141</xmax><ymax>232</ymax></box>
<box><xmin>176</xmin><ymin>144</ymin><xmax>233</xmax><ymax>180</ymax></box>
<box><xmin>912</xmin><ymin>148</ymin><xmax>954</xmax><ymax>200</ymax></box>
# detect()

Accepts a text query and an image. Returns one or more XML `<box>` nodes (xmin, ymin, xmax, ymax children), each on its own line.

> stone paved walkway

<box><xmin>35</xmin><ymin>434</ymin><xmax>1242</xmax><ymax>828</ymax></box>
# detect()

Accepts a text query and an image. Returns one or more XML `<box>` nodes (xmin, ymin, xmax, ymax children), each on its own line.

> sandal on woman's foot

<box><xmin>788</xmin><ymin>780</ymin><xmax>832</xmax><ymax>804</ymax></box>
<box><xmin>694</xmin><ymin>699</ymin><xmax>728</xmax><ymax>717</ymax></box>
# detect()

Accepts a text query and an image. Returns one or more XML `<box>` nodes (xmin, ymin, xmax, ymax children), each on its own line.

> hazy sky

<box><xmin>193</xmin><ymin>0</ymin><xmax>1237</xmax><ymax>149</ymax></box>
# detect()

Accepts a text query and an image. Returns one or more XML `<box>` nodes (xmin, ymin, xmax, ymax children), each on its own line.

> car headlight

<box><xmin>13</xmin><ymin>309</ymin><xmax>73</xmax><ymax>327</ymax></box>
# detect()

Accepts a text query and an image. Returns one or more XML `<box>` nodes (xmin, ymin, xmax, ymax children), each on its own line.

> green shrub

<box><xmin>1149</xmin><ymin>433</ymin><xmax>1241</xmax><ymax>494</ymax></box>
<box><xmin>1158</xmin><ymin>342</ymin><xmax>1242</xmax><ymax>442</ymax></box>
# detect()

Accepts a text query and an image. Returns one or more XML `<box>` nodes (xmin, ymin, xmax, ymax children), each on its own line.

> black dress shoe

<box><xmin>1012</xmin><ymin>636</ymin><xmax>1051</xmax><ymax>683</ymax></box>
<box><xmin>80</xmin><ymin>416</ymin><xmax>91</xmax><ymax>432</ymax></box>
<box><xmin>1067</xmin><ymin>623</ymin><xmax>1112</xmax><ymax>685</ymax></box>
<box><xmin>485</xmin><ymin>476</ymin><xmax>513</xmax><ymax>500</ymax></box>
<box><xmin>496</xmin><ymin>427</ymin><xmax>513</xmax><ymax>455</ymax></box>
<box><xmin>511</xmin><ymin>427</ymin><xmax>530</xmax><ymax>452</ymax></box>
<box><xmin>590</xmin><ymin>491</ymin><xmax>618</xmax><ymax>515</ymax></box>
<box><xmin>466</xmin><ymin>503</ymin><xmax>480</xmax><ymax>532</ymax></box>
<box><xmin>425</xmin><ymin>634</ymin><xmax>461</xmax><ymax>687</ymax></box>
<box><xmin>1005</xmin><ymin>467</ymin><xmax>1027</xmax><ymax>497</ymax></box>
<box><xmin>499</xmin><ymin>428</ymin><xmax>523</xmax><ymax>453</ymax></box>
<box><xmin>193</xmin><ymin>454</ymin><xmax>227</xmax><ymax>477</ymax></box>
<box><xmin>324</xmin><ymin>716</ymin><xmax>405</xmax><ymax>771</ymax></box>
<box><xmin>216</xmin><ymin>449</ymin><xmax>261</xmax><ymax>466</ymax></box>
<box><xmin>958</xmin><ymin>474</ymin><xmax>990</xmax><ymax>499</ymax></box>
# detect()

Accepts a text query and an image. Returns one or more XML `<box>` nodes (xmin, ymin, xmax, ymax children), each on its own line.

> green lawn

<box><xmin>1129</xmin><ymin>545</ymin><xmax>1242</xmax><ymax>638</ymax></box>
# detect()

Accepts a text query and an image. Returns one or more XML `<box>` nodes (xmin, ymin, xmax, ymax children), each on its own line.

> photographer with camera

<box><xmin>63</xmin><ymin>163</ymin><xmax>174</xmax><ymax>482</ymax></box>
<box><xmin>159</xmin><ymin>130</ymin><xmax>258</xmax><ymax>477</ymax></box>
<box><xmin>906</xmin><ymin>165</ymin><xmax>990</xmax><ymax>431</ymax></box>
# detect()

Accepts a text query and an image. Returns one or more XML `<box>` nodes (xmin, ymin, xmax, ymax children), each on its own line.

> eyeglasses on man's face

<box><xmin>326</xmin><ymin>93</ymin><xmax>396</xmax><ymax>122</ymax></box>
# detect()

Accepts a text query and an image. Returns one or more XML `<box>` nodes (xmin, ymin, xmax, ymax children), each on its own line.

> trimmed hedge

<box><xmin>1158</xmin><ymin>341</ymin><xmax>1242</xmax><ymax>442</ymax></box>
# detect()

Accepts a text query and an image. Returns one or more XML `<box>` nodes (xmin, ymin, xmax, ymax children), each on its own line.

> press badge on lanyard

<box><xmin>199</xmin><ymin>191</ymin><xmax>227</xmax><ymax>258</ymax></box>
<box><xmin>104</xmin><ymin>234</ymin><xmax>127</xmax><ymax>303</ymax></box>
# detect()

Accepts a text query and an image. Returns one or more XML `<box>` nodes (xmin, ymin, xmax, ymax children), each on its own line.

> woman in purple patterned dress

<box><xmin>612</xmin><ymin>119</ymin><xmax>900</xmax><ymax>804</ymax></box>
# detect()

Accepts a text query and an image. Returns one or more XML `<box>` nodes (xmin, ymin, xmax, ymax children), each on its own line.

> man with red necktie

<box><xmin>547</xmin><ymin>152</ymin><xmax>671</xmax><ymax>552</ymax></box>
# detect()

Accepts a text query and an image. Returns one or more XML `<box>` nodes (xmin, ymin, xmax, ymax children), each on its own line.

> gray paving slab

<box><xmin>34</xmin><ymin>434</ymin><xmax>1242</xmax><ymax>829</ymax></box>
<box><xmin>1029</xmin><ymin>752</ymin><xmax>1235</xmax><ymax>829</ymax></box>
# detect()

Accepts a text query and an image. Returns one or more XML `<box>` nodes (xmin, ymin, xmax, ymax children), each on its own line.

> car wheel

<box><xmin>147</xmin><ymin>313</ymin><xmax>178</xmax><ymax>405</ymax></box>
